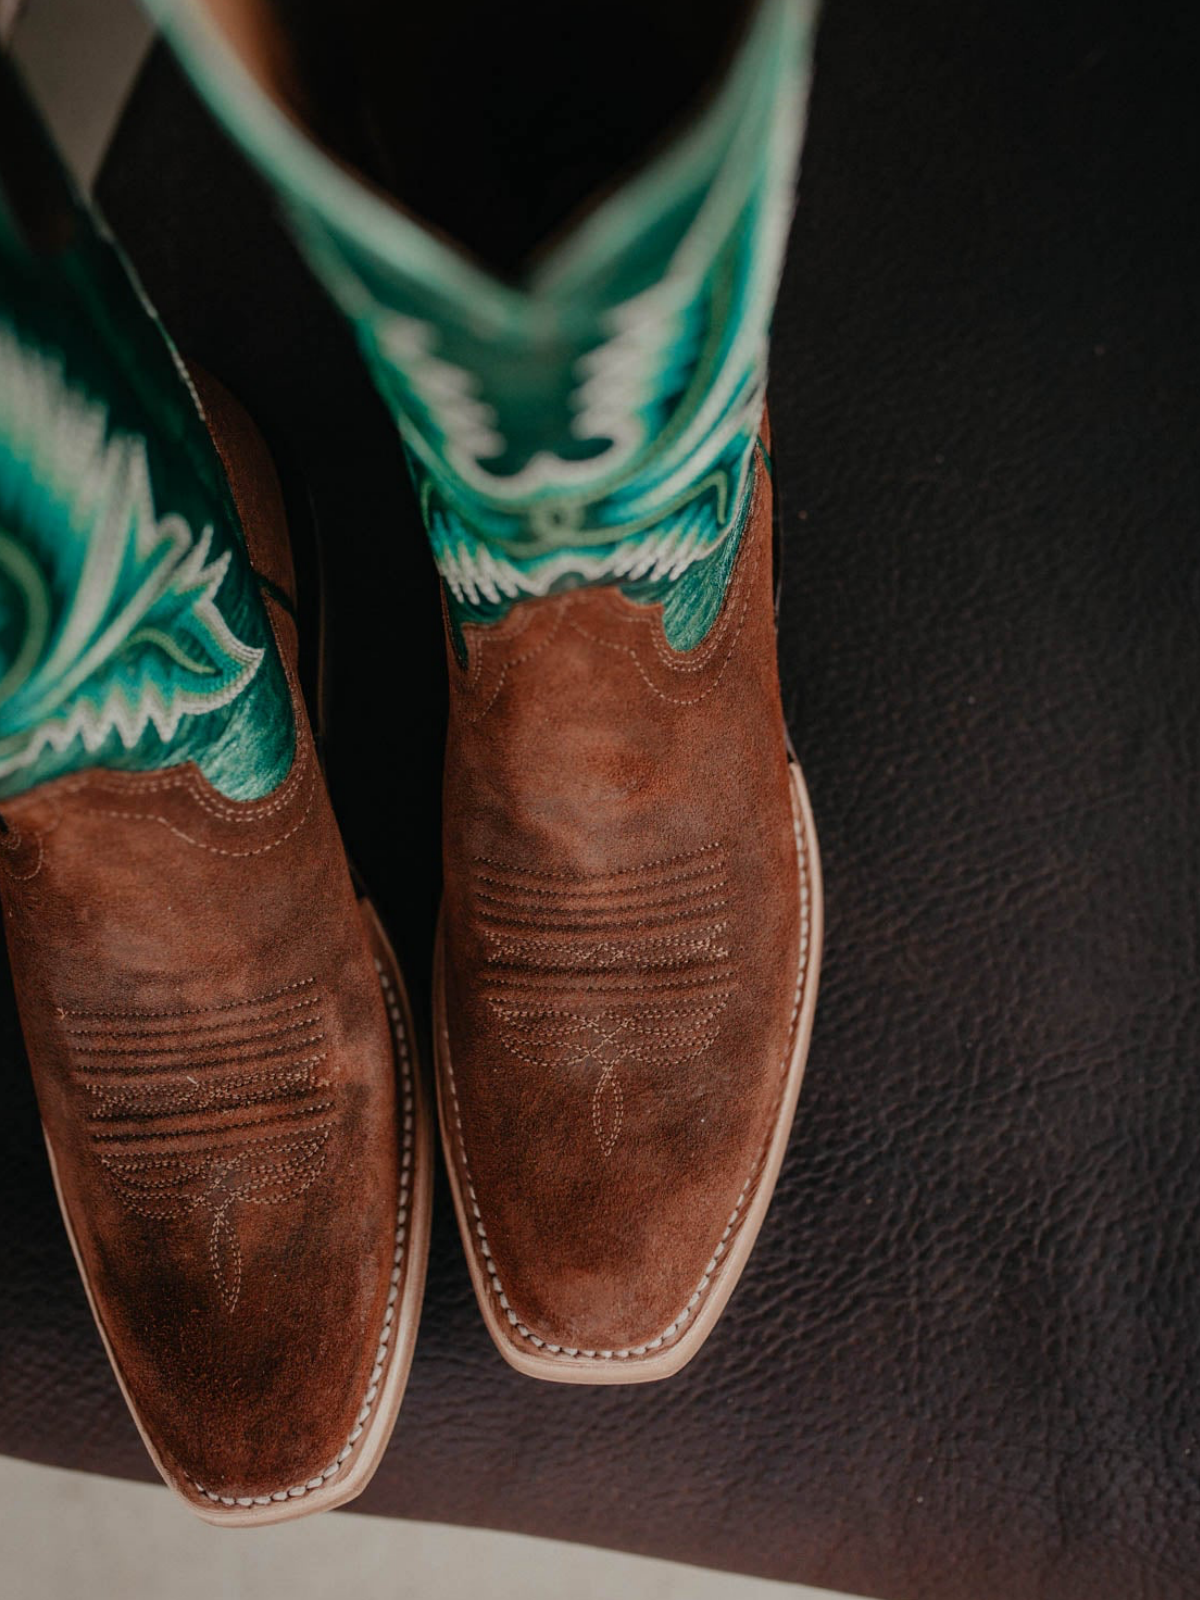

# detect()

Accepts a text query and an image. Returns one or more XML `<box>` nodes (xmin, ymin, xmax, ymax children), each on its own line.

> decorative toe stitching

<box><xmin>190</xmin><ymin>959</ymin><xmax>414</xmax><ymax>1507</ymax></box>
<box><xmin>442</xmin><ymin>773</ymin><xmax>813</xmax><ymax>1364</ymax></box>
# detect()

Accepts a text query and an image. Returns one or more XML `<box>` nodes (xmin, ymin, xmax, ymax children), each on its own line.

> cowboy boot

<box><xmin>0</xmin><ymin>55</ymin><xmax>431</xmax><ymax>1513</ymax></box>
<box><xmin>154</xmin><ymin>0</ymin><xmax>823</xmax><ymax>1380</ymax></box>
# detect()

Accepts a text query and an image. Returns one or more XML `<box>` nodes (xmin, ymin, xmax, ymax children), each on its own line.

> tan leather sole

<box><xmin>435</xmin><ymin>757</ymin><xmax>823</xmax><ymax>1384</ymax></box>
<box><xmin>43</xmin><ymin>896</ymin><xmax>433</xmax><ymax>1525</ymax></box>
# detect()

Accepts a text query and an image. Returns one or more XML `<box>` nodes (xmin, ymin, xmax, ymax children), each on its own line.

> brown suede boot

<box><xmin>145</xmin><ymin>0</ymin><xmax>821</xmax><ymax>1382</ymax></box>
<box><xmin>435</xmin><ymin>438</ymin><xmax>822</xmax><ymax>1382</ymax></box>
<box><xmin>0</xmin><ymin>375</ymin><xmax>432</xmax><ymax>1519</ymax></box>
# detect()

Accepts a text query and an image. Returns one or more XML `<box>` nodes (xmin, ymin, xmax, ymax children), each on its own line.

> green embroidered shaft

<box><xmin>0</xmin><ymin>56</ymin><xmax>294</xmax><ymax>802</ymax></box>
<box><xmin>153</xmin><ymin>0</ymin><xmax>816</xmax><ymax>650</ymax></box>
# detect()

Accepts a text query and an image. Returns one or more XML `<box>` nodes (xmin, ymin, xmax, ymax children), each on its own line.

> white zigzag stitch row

<box><xmin>433</xmin><ymin>499</ymin><xmax>732</xmax><ymax>607</ymax></box>
<box><xmin>430</xmin><ymin>396</ymin><xmax>763</xmax><ymax>611</ymax></box>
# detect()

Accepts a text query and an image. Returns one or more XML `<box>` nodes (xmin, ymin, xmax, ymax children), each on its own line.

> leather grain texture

<box><xmin>2</xmin><ymin>0</ymin><xmax>1198</xmax><ymax>1593</ymax></box>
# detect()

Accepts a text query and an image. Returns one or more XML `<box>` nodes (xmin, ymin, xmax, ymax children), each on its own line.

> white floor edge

<box><xmin>0</xmin><ymin>1456</ymin><xmax>859</xmax><ymax>1600</ymax></box>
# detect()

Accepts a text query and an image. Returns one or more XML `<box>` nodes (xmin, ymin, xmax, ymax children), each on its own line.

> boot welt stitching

<box><xmin>189</xmin><ymin>960</ymin><xmax>413</xmax><ymax>1507</ymax></box>
<box><xmin>444</xmin><ymin>790</ymin><xmax>811</xmax><ymax>1362</ymax></box>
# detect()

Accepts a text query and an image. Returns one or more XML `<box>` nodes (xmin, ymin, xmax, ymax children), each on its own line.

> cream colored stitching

<box><xmin>71</xmin><ymin>1021</ymin><xmax>325</xmax><ymax>1060</ymax></box>
<box><xmin>478</xmin><ymin>849</ymin><xmax>730</xmax><ymax>1157</ymax></box>
<box><xmin>497</xmin><ymin>1003</ymin><xmax>728</xmax><ymax>1034</ymax></box>
<box><xmin>488</xmin><ymin>1007</ymin><xmax>727</xmax><ymax>1073</ymax></box>
<box><xmin>76</xmin><ymin>1049</ymin><xmax>326</xmax><ymax>1082</ymax></box>
<box><xmin>567</xmin><ymin>608</ymin><xmax>743</xmax><ymax>705</ymax></box>
<box><xmin>209</xmin><ymin>1209</ymin><xmax>243</xmax><ymax>1312</ymax></box>
<box><xmin>64</xmin><ymin>978</ymin><xmax>317</xmax><ymax>1022</ymax></box>
<box><xmin>191</xmin><ymin>959</ymin><xmax>415</xmax><ymax>1509</ymax></box>
<box><xmin>0</xmin><ymin>826</ymin><xmax>44</xmax><ymax>882</ymax></box>
<box><xmin>99</xmin><ymin>1124</ymin><xmax>333</xmax><ymax>1168</ymax></box>
<box><xmin>563</xmin><ymin>521</ymin><xmax>761</xmax><ymax>706</ymax></box>
<box><xmin>0</xmin><ymin>795</ymin><xmax>63</xmax><ymax>884</ymax></box>
<box><xmin>478</xmin><ymin>869</ymin><xmax>728</xmax><ymax>904</ymax></box>
<box><xmin>455</xmin><ymin>452</ymin><xmax>766</xmax><ymax>713</ymax></box>
<box><xmin>91</xmin><ymin>1105</ymin><xmax>335</xmax><ymax>1143</ymax></box>
<box><xmin>591</xmin><ymin>1065</ymin><xmax>624</xmax><ymax>1158</ymax></box>
<box><xmin>473</xmin><ymin>841</ymin><xmax>721</xmax><ymax>880</ymax></box>
<box><xmin>477</xmin><ymin>880</ymin><xmax>730</xmax><ymax>917</ymax></box>
<box><xmin>86</xmin><ymin>1059</ymin><xmax>331</xmax><ymax>1118</ymax></box>
<box><xmin>66</xmin><ymin>994</ymin><xmax>321</xmax><ymax>1040</ymax></box>
<box><xmin>61</xmin><ymin>737</ymin><xmax>306</xmax><ymax>820</ymax></box>
<box><xmin>106</xmin><ymin>1150</ymin><xmax>330</xmax><ymax>1199</ymax></box>
<box><xmin>474</xmin><ymin>877</ymin><xmax>724</xmax><ymax>907</ymax></box>
<box><xmin>462</xmin><ymin>597</ymin><xmax>539</xmax><ymax>695</ymax></box>
<box><xmin>445</xmin><ymin>784</ymin><xmax>811</xmax><ymax>1362</ymax></box>
<box><xmin>471</xmin><ymin>866</ymin><xmax>726</xmax><ymax>904</ymax></box>
<box><xmin>476</xmin><ymin>902</ymin><xmax>730</xmax><ymax>934</ymax></box>
<box><xmin>70</xmin><ymin>638</ymin><xmax>316</xmax><ymax>853</ymax></box>
<box><xmin>463</xmin><ymin>607</ymin><xmax>569</xmax><ymax>723</ymax></box>
<box><xmin>480</xmin><ymin>971</ymin><xmax>734</xmax><ymax>997</ymax></box>
<box><xmin>486</xmin><ymin>930</ymin><xmax>729</xmax><ymax>970</ymax></box>
<box><xmin>239</xmin><ymin>1155</ymin><xmax>331</xmax><ymax>1202</ymax></box>
<box><xmin>623</xmin><ymin>1012</ymin><xmax>730</xmax><ymax>1040</ymax></box>
<box><xmin>622</xmin><ymin>476</ymin><xmax>765</xmax><ymax>675</ymax></box>
<box><xmin>98</xmin><ymin>1129</ymin><xmax>335</xmax><ymax>1240</ymax></box>
<box><xmin>103</xmin><ymin>1134</ymin><xmax>329</xmax><ymax>1184</ymax></box>
<box><xmin>54</xmin><ymin>655</ymin><xmax>310</xmax><ymax>824</ymax></box>
<box><xmin>84</xmin><ymin>748</ymin><xmax>316</xmax><ymax>858</ymax></box>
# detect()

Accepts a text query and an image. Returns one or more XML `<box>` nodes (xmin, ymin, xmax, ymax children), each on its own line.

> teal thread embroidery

<box><xmin>0</xmin><ymin>327</ymin><xmax>265</xmax><ymax>791</ymax></box>
<box><xmin>0</xmin><ymin>328</ymin><xmax>287</xmax><ymax>800</ymax></box>
<box><xmin>152</xmin><ymin>0</ymin><xmax>815</xmax><ymax>651</ymax></box>
<box><xmin>0</xmin><ymin>52</ymin><xmax>293</xmax><ymax>804</ymax></box>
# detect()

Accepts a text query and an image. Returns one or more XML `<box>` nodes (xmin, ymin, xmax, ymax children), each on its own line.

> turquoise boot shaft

<box><xmin>0</xmin><ymin>52</ymin><xmax>294</xmax><ymax>801</ymax></box>
<box><xmin>149</xmin><ymin>0</ymin><xmax>817</xmax><ymax>650</ymax></box>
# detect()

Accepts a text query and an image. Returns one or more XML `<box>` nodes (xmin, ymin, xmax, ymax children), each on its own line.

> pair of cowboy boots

<box><xmin>0</xmin><ymin>0</ymin><xmax>822</xmax><ymax>1523</ymax></box>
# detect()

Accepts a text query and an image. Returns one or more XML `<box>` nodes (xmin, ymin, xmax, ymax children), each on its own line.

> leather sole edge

<box><xmin>40</xmin><ymin>894</ymin><xmax>433</xmax><ymax>1525</ymax></box>
<box><xmin>434</xmin><ymin>756</ymin><xmax>824</xmax><ymax>1385</ymax></box>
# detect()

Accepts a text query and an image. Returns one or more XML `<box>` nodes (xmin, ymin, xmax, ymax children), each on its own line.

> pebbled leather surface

<box><xmin>1</xmin><ymin>0</ymin><xmax>1198</xmax><ymax>1594</ymax></box>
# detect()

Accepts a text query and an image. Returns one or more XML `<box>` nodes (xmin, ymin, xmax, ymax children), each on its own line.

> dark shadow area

<box><xmin>257</xmin><ymin>0</ymin><xmax>752</xmax><ymax>273</ymax></box>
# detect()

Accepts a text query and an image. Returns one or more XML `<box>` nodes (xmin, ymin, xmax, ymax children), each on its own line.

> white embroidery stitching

<box><xmin>190</xmin><ymin>960</ymin><xmax>414</xmax><ymax>1506</ymax></box>
<box><xmin>445</xmin><ymin>788</ymin><xmax>811</xmax><ymax>1361</ymax></box>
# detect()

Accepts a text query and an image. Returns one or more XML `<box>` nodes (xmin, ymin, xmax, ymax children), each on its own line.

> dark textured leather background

<box><xmin>2</xmin><ymin>2</ymin><xmax>1199</xmax><ymax>1596</ymax></box>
